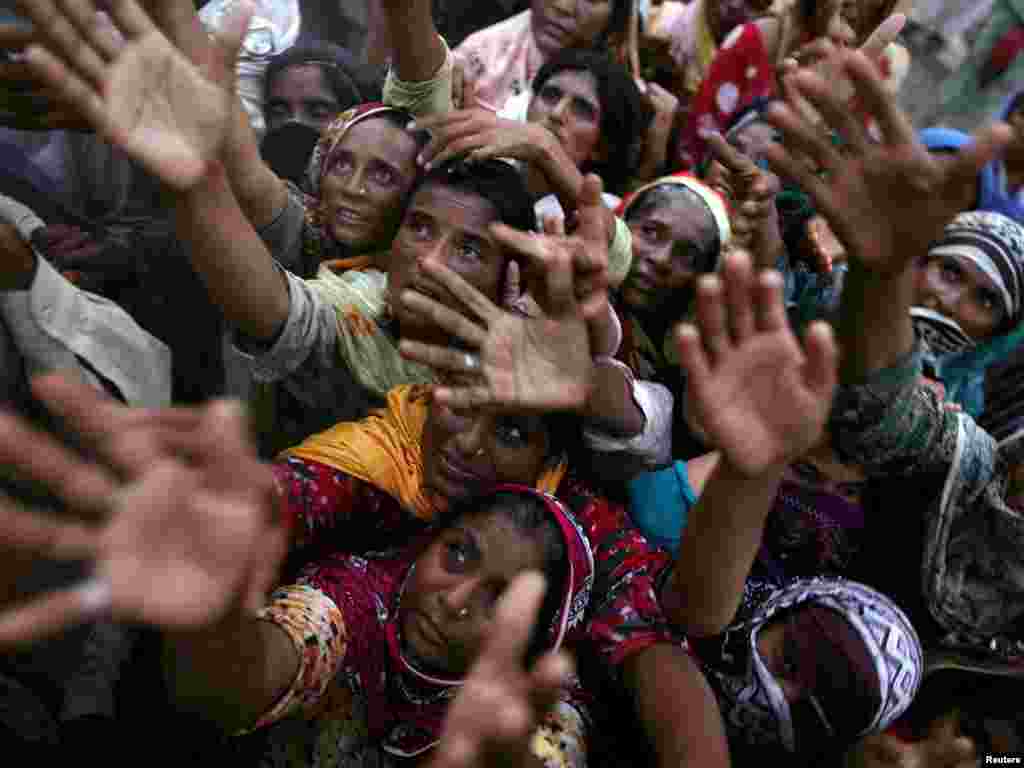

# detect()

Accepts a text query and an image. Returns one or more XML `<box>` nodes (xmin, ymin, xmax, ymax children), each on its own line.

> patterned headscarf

<box><xmin>929</xmin><ymin>211</ymin><xmax>1024</xmax><ymax>333</ymax></box>
<box><xmin>709</xmin><ymin>578</ymin><xmax>923</xmax><ymax>752</ymax></box>
<box><xmin>301</xmin><ymin>103</ymin><xmax>416</xmax><ymax>266</ymax></box>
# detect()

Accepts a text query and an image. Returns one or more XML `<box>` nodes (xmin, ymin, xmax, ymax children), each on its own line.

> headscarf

<box><xmin>708</xmin><ymin>578</ymin><xmax>923</xmax><ymax>752</ymax></box>
<box><xmin>379</xmin><ymin>484</ymin><xmax>594</xmax><ymax>757</ymax></box>
<box><xmin>919</xmin><ymin>126</ymin><xmax>1024</xmax><ymax>224</ymax></box>
<box><xmin>300</xmin><ymin>102</ymin><xmax>414</xmax><ymax>268</ymax></box>
<box><xmin>923</xmin><ymin>211</ymin><xmax>1024</xmax><ymax>415</ymax></box>
<box><xmin>283</xmin><ymin>385</ymin><xmax>569</xmax><ymax>521</ymax></box>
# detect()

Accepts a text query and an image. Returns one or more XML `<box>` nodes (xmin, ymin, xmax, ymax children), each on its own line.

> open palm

<box><xmin>17</xmin><ymin>0</ymin><xmax>251</xmax><ymax>189</ymax></box>
<box><xmin>679</xmin><ymin>250</ymin><xmax>837</xmax><ymax>476</ymax></box>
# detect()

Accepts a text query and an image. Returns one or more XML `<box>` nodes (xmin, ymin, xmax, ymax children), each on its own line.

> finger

<box><xmin>0</xmin><ymin>577</ymin><xmax>109</xmax><ymax>649</ymax></box>
<box><xmin>490</xmin><ymin>225</ymin><xmax>579</xmax><ymax>312</ymax></box>
<box><xmin>209</xmin><ymin>0</ymin><xmax>253</xmax><ymax>75</ymax></box>
<box><xmin>694</xmin><ymin>273</ymin><xmax>729</xmax><ymax>364</ymax></box>
<box><xmin>426</xmin><ymin>133</ymin><xmax>489</xmax><ymax>171</ymax></box>
<box><xmin>766</xmin><ymin>83</ymin><xmax>839</xmax><ymax>173</ymax></box>
<box><xmin>398</xmin><ymin>339</ymin><xmax>484</xmax><ymax>375</ymax></box>
<box><xmin>56</xmin><ymin>0</ymin><xmax>125</xmax><ymax>61</ymax></box>
<box><xmin>802</xmin><ymin>321</ymin><xmax>838</xmax><ymax>400</ymax></box>
<box><xmin>860</xmin><ymin>13</ymin><xmax>905</xmax><ymax>61</ymax></box>
<box><xmin>762</xmin><ymin>129</ymin><xmax>830</xmax><ymax>214</ymax></box>
<box><xmin>22</xmin><ymin>44</ymin><xmax>113</xmax><ymax>136</ymax></box>
<box><xmin>722</xmin><ymin>249</ymin><xmax>755</xmax><ymax>343</ymax></box>
<box><xmin>541</xmin><ymin>214</ymin><xmax>565</xmax><ymax>237</ymax></box>
<box><xmin>502</xmin><ymin>259</ymin><xmax>522</xmax><ymax>308</ymax></box>
<box><xmin>461</xmin><ymin>70</ymin><xmax>477</xmax><ymax>110</ymax></box>
<box><xmin>100</xmin><ymin>0</ymin><xmax>156</xmax><ymax>39</ymax></box>
<box><xmin>840</xmin><ymin>49</ymin><xmax>915</xmax><ymax>147</ymax></box>
<box><xmin>0</xmin><ymin>498</ymin><xmax>97</xmax><ymax>560</ymax></box>
<box><xmin>754</xmin><ymin>268</ymin><xmax>788</xmax><ymax>333</ymax></box>
<box><xmin>707</xmin><ymin>132</ymin><xmax>757</xmax><ymax>176</ymax></box>
<box><xmin>574</xmin><ymin>174</ymin><xmax>607</xmax><ymax>249</ymax></box>
<box><xmin>0</xmin><ymin>408</ymin><xmax>117</xmax><ymax>517</ymax></box>
<box><xmin>18</xmin><ymin>0</ymin><xmax>110</xmax><ymax>86</ymax></box>
<box><xmin>675</xmin><ymin>323</ymin><xmax>712</xmax><ymax>394</ymax></box>
<box><xmin>418</xmin><ymin>258</ymin><xmax>501</xmax><ymax>325</ymax></box>
<box><xmin>791</xmin><ymin>66</ymin><xmax>871</xmax><ymax>154</ymax></box>
<box><xmin>429</xmin><ymin>384</ymin><xmax>494</xmax><ymax>411</ymax></box>
<box><xmin>398</xmin><ymin>290</ymin><xmax>489</xmax><ymax>348</ymax></box>
<box><xmin>946</xmin><ymin>121</ymin><xmax>1014</xmax><ymax>192</ymax></box>
<box><xmin>476</xmin><ymin>571</ymin><xmax>547</xmax><ymax>675</ymax></box>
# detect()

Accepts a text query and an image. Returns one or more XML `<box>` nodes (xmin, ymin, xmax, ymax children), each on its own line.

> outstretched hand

<box><xmin>16</xmin><ymin>0</ymin><xmax>253</xmax><ymax>189</ymax></box>
<box><xmin>0</xmin><ymin>373</ymin><xmax>283</xmax><ymax>648</ymax></box>
<box><xmin>677</xmin><ymin>250</ymin><xmax>837</xmax><ymax>476</ymax></box>
<box><xmin>411</xmin><ymin>108</ymin><xmax>554</xmax><ymax>171</ymax></box>
<box><xmin>426</xmin><ymin>571</ymin><xmax>573</xmax><ymax>768</ymax></box>
<box><xmin>764</xmin><ymin>48</ymin><xmax>1012</xmax><ymax>275</ymax></box>
<box><xmin>398</xmin><ymin>175</ymin><xmax>611</xmax><ymax>412</ymax></box>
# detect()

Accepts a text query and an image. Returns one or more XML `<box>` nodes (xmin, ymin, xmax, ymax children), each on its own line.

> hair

<box><xmin>532</xmin><ymin>47</ymin><xmax>650</xmax><ymax>195</ymax></box>
<box><xmin>263</xmin><ymin>42</ymin><xmax>370</xmax><ymax>115</ymax></box>
<box><xmin>596</xmin><ymin>0</ymin><xmax>635</xmax><ymax>48</ymax></box>
<box><xmin>626</xmin><ymin>184</ymin><xmax>721</xmax><ymax>273</ymax></box>
<box><xmin>440</xmin><ymin>490</ymin><xmax>568</xmax><ymax>662</ymax></box>
<box><xmin>407</xmin><ymin>158</ymin><xmax>538</xmax><ymax>234</ymax></box>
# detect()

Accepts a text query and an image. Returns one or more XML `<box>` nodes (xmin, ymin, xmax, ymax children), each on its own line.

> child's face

<box><xmin>401</xmin><ymin>510</ymin><xmax>547</xmax><ymax>677</ymax></box>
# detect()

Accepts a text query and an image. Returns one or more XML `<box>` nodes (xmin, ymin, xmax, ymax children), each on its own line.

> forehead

<box><xmin>408</xmin><ymin>181</ymin><xmax>501</xmax><ymax>235</ymax></box>
<box><xmin>539</xmin><ymin>70</ymin><xmax>601</xmax><ymax>106</ymax></box>
<box><xmin>335</xmin><ymin>117</ymin><xmax>418</xmax><ymax>163</ymax></box>
<box><xmin>455</xmin><ymin>508</ymin><xmax>549</xmax><ymax>576</ymax></box>
<box><xmin>267</xmin><ymin>63</ymin><xmax>332</xmax><ymax>101</ymax></box>
<box><xmin>630</xmin><ymin>190</ymin><xmax>715</xmax><ymax>239</ymax></box>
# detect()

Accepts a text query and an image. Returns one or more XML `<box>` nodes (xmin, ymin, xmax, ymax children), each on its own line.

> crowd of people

<box><xmin>0</xmin><ymin>0</ymin><xmax>1021</xmax><ymax>765</ymax></box>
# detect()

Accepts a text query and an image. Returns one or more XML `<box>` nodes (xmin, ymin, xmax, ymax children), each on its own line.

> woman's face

<box><xmin>388</xmin><ymin>182</ymin><xmax>508</xmax><ymax>342</ymax></box>
<box><xmin>401</xmin><ymin>509</ymin><xmax>547</xmax><ymax>676</ymax></box>
<box><xmin>420</xmin><ymin>399</ymin><xmax>551</xmax><ymax>503</ymax></box>
<box><xmin>622</xmin><ymin>193</ymin><xmax>717</xmax><ymax>311</ymax></box>
<box><xmin>318</xmin><ymin>118</ymin><xmax>420</xmax><ymax>251</ymax></box>
<box><xmin>527</xmin><ymin>69</ymin><xmax>605</xmax><ymax>171</ymax></box>
<box><xmin>531</xmin><ymin>0</ymin><xmax>614</xmax><ymax>58</ymax></box>
<box><xmin>914</xmin><ymin>252</ymin><xmax>1006</xmax><ymax>341</ymax></box>
<box><xmin>265</xmin><ymin>64</ymin><xmax>342</xmax><ymax>133</ymax></box>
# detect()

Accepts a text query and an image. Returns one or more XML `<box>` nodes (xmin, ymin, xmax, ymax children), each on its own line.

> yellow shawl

<box><xmin>283</xmin><ymin>385</ymin><xmax>567</xmax><ymax>522</ymax></box>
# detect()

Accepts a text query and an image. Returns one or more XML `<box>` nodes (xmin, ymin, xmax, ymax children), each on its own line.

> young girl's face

<box><xmin>401</xmin><ymin>509</ymin><xmax>547</xmax><ymax>676</ymax></box>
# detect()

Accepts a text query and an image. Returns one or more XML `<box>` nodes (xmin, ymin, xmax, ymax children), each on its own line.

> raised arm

<box><xmin>378</xmin><ymin>0</ymin><xmax>446</xmax><ymax>84</ymax></box>
<box><xmin>18</xmin><ymin>0</ymin><xmax>292</xmax><ymax>339</ymax></box>
<box><xmin>763</xmin><ymin>49</ymin><xmax>1011</xmax><ymax>383</ymax></box>
<box><xmin>661</xmin><ymin>250</ymin><xmax>837</xmax><ymax>636</ymax></box>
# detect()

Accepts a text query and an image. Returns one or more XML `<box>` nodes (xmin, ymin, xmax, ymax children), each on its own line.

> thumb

<box><xmin>502</xmin><ymin>260</ymin><xmax>522</xmax><ymax>308</ymax></box>
<box><xmin>211</xmin><ymin>0</ymin><xmax>255</xmax><ymax>82</ymax></box>
<box><xmin>576</xmin><ymin>174</ymin><xmax>606</xmax><ymax>246</ymax></box>
<box><xmin>461</xmin><ymin>68</ymin><xmax>478</xmax><ymax>111</ymax></box>
<box><xmin>860</xmin><ymin>13</ymin><xmax>906</xmax><ymax>61</ymax></box>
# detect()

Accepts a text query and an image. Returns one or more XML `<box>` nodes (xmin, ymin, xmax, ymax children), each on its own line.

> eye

<box><xmin>494</xmin><ymin>419</ymin><xmax>529</xmax><ymax>446</ymax></box>
<box><xmin>456</xmin><ymin>238</ymin><xmax>483</xmax><ymax>262</ymax></box>
<box><xmin>539</xmin><ymin>85</ymin><xmax>561</xmax><ymax>105</ymax></box>
<box><xmin>571</xmin><ymin>99</ymin><xmax>598</xmax><ymax>123</ymax></box>
<box><xmin>405</xmin><ymin>212</ymin><xmax>434</xmax><ymax>240</ymax></box>
<box><xmin>940</xmin><ymin>258</ymin><xmax>963</xmax><ymax>283</ymax></box>
<box><xmin>371</xmin><ymin>164</ymin><xmax>398</xmax><ymax>186</ymax></box>
<box><xmin>975</xmin><ymin>288</ymin><xmax>1000</xmax><ymax>314</ymax></box>
<box><xmin>266</xmin><ymin>103</ymin><xmax>290</xmax><ymax>120</ymax></box>
<box><xmin>329</xmin><ymin>153</ymin><xmax>355</xmax><ymax>177</ymax></box>
<box><xmin>443</xmin><ymin>538</ymin><xmax>471</xmax><ymax>573</ymax></box>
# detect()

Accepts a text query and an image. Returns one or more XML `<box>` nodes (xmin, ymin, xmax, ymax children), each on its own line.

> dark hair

<box><xmin>598</xmin><ymin>0</ymin><xmax>635</xmax><ymax>48</ymax></box>
<box><xmin>625</xmin><ymin>184</ymin><xmax>721</xmax><ymax>273</ymax></box>
<box><xmin>263</xmin><ymin>42</ymin><xmax>372</xmax><ymax>114</ymax></box>
<box><xmin>440</xmin><ymin>490</ymin><xmax>568</xmax><ymax>662</ymax></box>
<box><xmin>407</xmin><ymin>159</ymin><xmax>538</xmax><ymax>234</ymax></box>
<box><xmin>532</xmin><ymin>47</ymin><xmax>650</xmax><ymax>195</ymax></box>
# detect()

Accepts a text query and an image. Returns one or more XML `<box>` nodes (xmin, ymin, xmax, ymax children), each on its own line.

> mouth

<box><xmin>333</xmin><ymin>206</ymin><xmax>369</xmax><ymax>227</ymax></box>
<box><xmin>439</xmin><ymin>451</ymin><xmax>484</xmax><ymax>487</ymax></box>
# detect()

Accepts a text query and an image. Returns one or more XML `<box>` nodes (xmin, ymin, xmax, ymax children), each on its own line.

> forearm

<box><xmin>174</xmin><ymin>163</ymin><xmax>290</xmax><ymax>340</ymax></box>
<box><xmin>623</xmin><ymin>644</ymin><xmax>730</xmax><ymax>768</ymax></box>
<box><xmin>837</xmin><ymin>259</ymin><xmax>916</xmax><ymax>384</ymax></box>
<box><xmin>662</xmin><ymin>459</ymin><xmax>782</xmax><ymax>636</ymax></box>
<box><xmin>581</xmin><ymin>362</ymin><xmax>646</xmax><ymax>438</ymax></box>
<box><xmin>163</xmin><ymin>611</ymin><xmax>298</xmax><ymax>732</ymax></box>
<box><xmin>379</xmin><ymin>0</ymin><xmax>447</xmax><ymax>83</ymax></box>
<box><xmin>221</xmin><ymin>100</ymin><xmax>290</xmax><ymax>229</ymax></box>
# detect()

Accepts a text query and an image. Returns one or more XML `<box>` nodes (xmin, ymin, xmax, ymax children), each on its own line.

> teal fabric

<box><xmin>627</xmin><ymin>460</ymin><xmax>697</xmax><ymax>554</ymax></box>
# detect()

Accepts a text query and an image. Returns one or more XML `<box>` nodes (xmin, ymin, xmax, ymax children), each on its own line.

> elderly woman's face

<box><xmin>914</xmin><ymin>252</ymin><xmax>1006</xmax><ymax>341</ymax></box>
<box><xmin>531</xmin><ymin>0</ymin><xmax>614</xmax><ymax>58</ymax></box>
<box><xmin>420</xmin><ymin>400</ymin><xmax>551</xmax><ymax>503</ymax></box>
<box><xmin>623</xmin><ymin>193</ymin><xmax>717</xmax><ymax>312</ymax></box>
<box><xmin>319</xmin><ymin>118</ymin><xmax>419</xmax><ymax>251</ymax></box>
